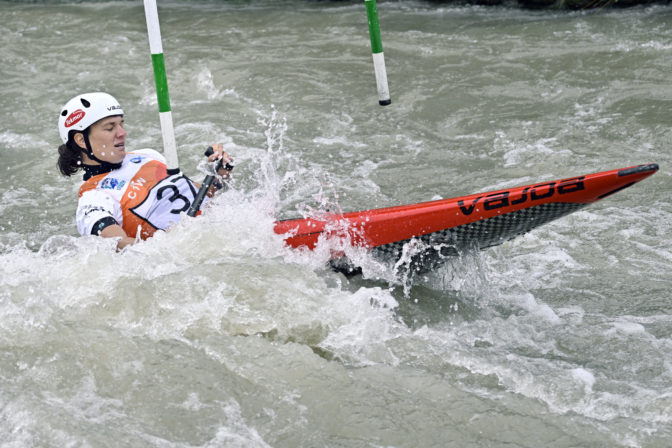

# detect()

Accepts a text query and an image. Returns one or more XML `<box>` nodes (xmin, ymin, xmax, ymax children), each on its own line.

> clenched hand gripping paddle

<box><xmin>187</xmin><ymin>148</ymin><xmax>234</xmax><ymax>217</ymax></box>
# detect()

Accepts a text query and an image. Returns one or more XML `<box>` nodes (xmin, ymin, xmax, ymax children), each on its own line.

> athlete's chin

<box><xmin>111</xmin><ymin>145</ymin><xmax>126</xmax><ymax>161</ymax></box>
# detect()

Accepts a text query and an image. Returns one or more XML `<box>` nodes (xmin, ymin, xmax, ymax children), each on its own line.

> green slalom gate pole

<box><xmin>143</xmin><ymin>0</ymin><xmax>180</xmax><ymax>175</ymax></box>
<box><xmin>365</xmin><ymin>0</ymin><xmax>391</xmax><ymax>106</ymax></box>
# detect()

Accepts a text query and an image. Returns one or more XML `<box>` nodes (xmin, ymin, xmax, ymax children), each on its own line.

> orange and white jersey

<box><xmin>76</xmin><ymin>149</ymin><xmax>202</xmax><ymax>239</ymax></box>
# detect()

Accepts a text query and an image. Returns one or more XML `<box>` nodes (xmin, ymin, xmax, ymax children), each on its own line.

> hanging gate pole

<box><xmin>143</xmin><ymin>0</ymin><xmax>180</xmax><ymax>174</ymax></box>
<box><xmin>365</xmin><ymin>0</ymin><xmax>391</xmax><ymax>106</ymax></box>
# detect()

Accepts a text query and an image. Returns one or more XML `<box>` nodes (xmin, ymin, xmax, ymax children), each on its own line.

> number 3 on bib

<box><xmin>130</xmin><ymin>173</ymin><xmax>199</xmax><ymax>230</ymax></box>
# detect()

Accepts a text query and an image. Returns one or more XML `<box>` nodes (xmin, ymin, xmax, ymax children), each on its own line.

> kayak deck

<box><xmin>273</xmin><ymin>164</ymin><xmax>659</xmax><ymax>271</ymax></box>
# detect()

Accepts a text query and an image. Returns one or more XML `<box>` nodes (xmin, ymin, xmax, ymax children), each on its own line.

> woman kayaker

<box><xmin>57</xmin><ymin>92</ymin><xmax>232</xmax><ymax>250</ymax></box>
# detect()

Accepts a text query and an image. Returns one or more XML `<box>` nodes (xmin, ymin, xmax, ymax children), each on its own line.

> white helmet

<box><xmin>58</xmin><ymin>92</ymin><xmax>124</xmax><ymax>144</ymax></box>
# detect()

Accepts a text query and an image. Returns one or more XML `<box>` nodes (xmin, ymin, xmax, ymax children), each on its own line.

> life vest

<box><xmin>76</xmin><ymin>149</ymin><xmax>201</xmax><ymax>239</ymax></box>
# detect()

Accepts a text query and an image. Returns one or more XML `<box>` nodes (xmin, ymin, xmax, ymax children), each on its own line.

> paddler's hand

<box><xmin>207</xmin><ymin>143</ymin><xmax>234</xmax><ymax>179</ymax></box>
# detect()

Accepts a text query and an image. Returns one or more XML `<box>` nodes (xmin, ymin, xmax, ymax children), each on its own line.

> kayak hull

<box><xmin>273</xmin><ymin>164</ymin><xmax>659</xmax><ymax>270</ymax></box>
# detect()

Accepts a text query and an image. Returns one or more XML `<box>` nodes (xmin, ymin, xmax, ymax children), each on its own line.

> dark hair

<box><xmin>57</xmin><ymin>132</ymin><xmax>84</xmax><ymax>177</ymax></box>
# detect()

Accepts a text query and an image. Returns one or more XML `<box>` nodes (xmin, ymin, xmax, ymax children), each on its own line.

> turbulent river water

<box><xmin>1</xmin><ymin>1</ymin><xmax>671</xmax><ymax>447</ymax></box>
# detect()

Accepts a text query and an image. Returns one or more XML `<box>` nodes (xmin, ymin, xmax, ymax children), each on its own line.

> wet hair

<box><xmin>57</xmin><ymin>131</ymin><xmax>85</xmax><ymax>177</ymax></box>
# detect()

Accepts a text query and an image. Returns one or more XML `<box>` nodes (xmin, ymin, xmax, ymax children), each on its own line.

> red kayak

<box><xmin>274</xmin><ymin>164</ymin><xmax>658</xmax><ymax>270</ymax></box>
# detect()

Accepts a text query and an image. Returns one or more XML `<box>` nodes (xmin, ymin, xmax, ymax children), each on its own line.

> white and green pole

<box><xmin>365</xmin><ymin>0</ymin><xmax>391</xmax><ymax>106</ymax></box>
<box><xmin>143</xmin><ymin>0</ymin><xmax>180</xmax><ymax>175</ymax></box>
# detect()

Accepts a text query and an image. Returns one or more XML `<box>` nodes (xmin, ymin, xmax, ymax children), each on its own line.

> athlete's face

<box><xmin>81</xmin><ymin>116</ymin><xmax>127</xmax><ymax>164</ymax></box>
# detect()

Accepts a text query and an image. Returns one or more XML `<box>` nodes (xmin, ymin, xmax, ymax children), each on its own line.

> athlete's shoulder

<box><xmin>78</xmin><ymin>172</ymin><xmax>109</xmax><ymax>197</ymax></box>
<box><xmin>126</xmin><ymin>149</ymin><xmax>167</xmax><ymax>164</ymax></box>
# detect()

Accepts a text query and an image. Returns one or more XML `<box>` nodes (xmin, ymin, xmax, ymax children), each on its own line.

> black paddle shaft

<box><xmin>186</xmin><ymin>147</ymin><xmax>233</xmax><ymax>217</ymax></box>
